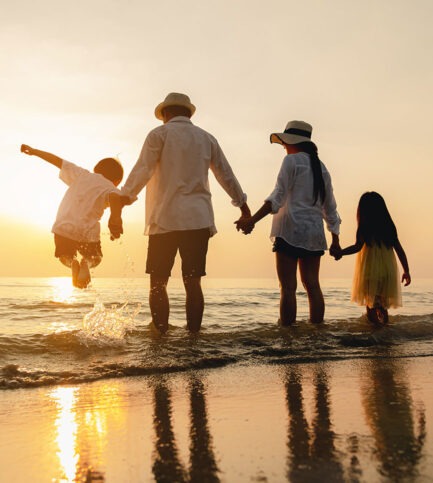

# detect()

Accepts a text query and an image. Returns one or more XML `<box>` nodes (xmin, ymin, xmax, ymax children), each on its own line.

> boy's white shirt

<box><xmin>52</xmin><ymin>160</ymin><xmax>120</xmax><ymax>242</ymax></box>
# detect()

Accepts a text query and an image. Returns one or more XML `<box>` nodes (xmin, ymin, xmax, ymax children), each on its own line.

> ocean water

<box><xmin>1</xmin><ymin>277</ymin><xmax>433</xmax><ymax>390</ymax></box>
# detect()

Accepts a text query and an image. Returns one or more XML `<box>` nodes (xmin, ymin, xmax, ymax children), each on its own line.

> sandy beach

<box><xmin>1</xmin><ymin>355</ymin><xmax>432</xmax><ymax>482</ymax></box>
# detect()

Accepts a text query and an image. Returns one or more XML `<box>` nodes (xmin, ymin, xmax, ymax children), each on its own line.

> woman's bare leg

<box><xmin>276</xmin><ymin>252</ymin><xmax>298</xmax><ymax>326</ymax></box>
<box><xmin>299</xmin><ymin>256</ymin><xmax>324</xmax><ymax>324</ymax></box>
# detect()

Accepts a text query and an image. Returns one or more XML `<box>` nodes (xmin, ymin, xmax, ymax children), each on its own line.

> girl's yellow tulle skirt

<box><xmin>352</xmin><ymin>244</ymin><xmax>402</xmax><ymax>309</ymax></box>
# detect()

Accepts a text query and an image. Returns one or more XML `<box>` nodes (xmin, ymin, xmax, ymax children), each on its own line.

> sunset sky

<box><xmin>1</xmin><ymin>0</ymin><xmax>432</xmax><ymax>279</ymax></box>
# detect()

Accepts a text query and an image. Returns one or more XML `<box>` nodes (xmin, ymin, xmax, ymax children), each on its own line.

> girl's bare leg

<box><xmin>276</xmin><ymin>252</ymin><xmax>298</xmax><ymax>326</ymax></box>
<box><xmin>299</xmin><ymin>256</ymin><xmax>324</xmax><ymax>324</ymax></box>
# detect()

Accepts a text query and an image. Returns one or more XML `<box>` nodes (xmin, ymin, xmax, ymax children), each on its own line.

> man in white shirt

<box><xmin>109</xmin><ymin>92</ymin><xmax>250</xmax><ymax>334</ymax></box>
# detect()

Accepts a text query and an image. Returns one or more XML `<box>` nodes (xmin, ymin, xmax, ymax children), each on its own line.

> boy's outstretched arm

<box><xmin>21</xmin><ymin>145</ymin><xmax>62</xmax><ymax>168</ymax></box>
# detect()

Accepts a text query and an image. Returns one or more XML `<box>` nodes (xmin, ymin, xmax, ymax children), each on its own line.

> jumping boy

<box><xmin>21</xmin><ymin>144</ymin><xmax>123</xmax><ymax>288</ymax></box>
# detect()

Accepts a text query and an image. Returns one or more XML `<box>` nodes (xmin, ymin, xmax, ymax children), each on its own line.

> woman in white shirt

<box><xmin>237</xmin><ymin>121</ymin><xmax>341</xmax><ymax>325</ymax></box>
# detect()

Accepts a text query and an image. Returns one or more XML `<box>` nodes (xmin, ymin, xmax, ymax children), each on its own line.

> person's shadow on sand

<box><xmin>283</xmin><ymin>365</ymin><xmax>344</xmax><ymax>482</ymax></box>
<box><xmin>151</xmin><ymin>375</ymin><xmax>220</xmax><ymax>483</ymax></box>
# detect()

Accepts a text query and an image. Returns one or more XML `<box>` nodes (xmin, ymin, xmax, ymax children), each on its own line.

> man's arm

<box><xmin>209</xmin><ymin>140</ymin><xmax>247</xmax><ymax>209</ymax></box>
<box><xmin>236</xmin><ymin>200</ymin><xmax>272</xmax><ymax>235</ymax></box>
<box><xmin>21</xmin><ymin>144</ymin><xmax>63</xmax><ymax>168</ymax></box>
<box><xmin>108</xmin><ymin>193</ymin><xmax>124</xmax><ymax>240</ymax></box>
<box><xmin>120</xmin><ymin>133</ymin><xmax>160</xmax><ymax>203</ymax></box>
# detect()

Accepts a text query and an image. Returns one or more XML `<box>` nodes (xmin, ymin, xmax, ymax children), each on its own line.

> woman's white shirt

<box><xmin>265</xmin><ymin>152</ymin><xmax>340</xmax><ymax>251</ymax></box>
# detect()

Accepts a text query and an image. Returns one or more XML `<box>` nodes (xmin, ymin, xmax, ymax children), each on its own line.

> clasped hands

<box><xmin>235</xmin><ymin>215</ymin><xmax>255</xmax><ymax>235</ymax></box>
<box><xmin>329</xmin><ymin>244</ymin><xmax>342</xmax><ymax>260</ymax></box>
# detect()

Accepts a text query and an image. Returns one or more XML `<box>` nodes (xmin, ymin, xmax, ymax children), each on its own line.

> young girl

<box><xmin>334</xmin><ymin>191</ymin><xmax>411</xmax><ymax>324</ymax></box>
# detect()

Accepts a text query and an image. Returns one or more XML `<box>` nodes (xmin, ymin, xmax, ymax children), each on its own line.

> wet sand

<box><xmin>1</xmin><ymin>356</ymin><xmax>432</xmax><ymax>482</ymax></box>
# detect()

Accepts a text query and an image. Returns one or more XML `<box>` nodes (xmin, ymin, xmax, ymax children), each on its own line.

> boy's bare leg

<box><xmin>76</xmin><ymin>256</ymin><xmax>101</xmax><ymax>289</ymax></box>
<box><xmin>183</xmin><ymin>276</ymin><xmax>204</xmax><ymax>333</ymax></box>
<box><xmin>149</xmin><ymin>275</ymin><xmax>170</xmax><ymax>334</ymax></box>
<box><xmin>71</xmin><ymin>260</ymin><xmax>80</xmax><ymax>287</ymax></box>
<box><xmin>58</xmin><ymin>255</ymin><xmax>80</xmax><ymax>287</ymax></box>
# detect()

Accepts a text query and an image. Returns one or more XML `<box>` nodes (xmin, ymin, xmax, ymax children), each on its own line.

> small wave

<box><xmin>10</xmin><ymin>301</ymin><xmax>93</xmax><ymax>310</ymax></box>
<box><xmin>1</xmin><ymin>313</ymin><xmax>433</xmax><ymax>390</ymax></box>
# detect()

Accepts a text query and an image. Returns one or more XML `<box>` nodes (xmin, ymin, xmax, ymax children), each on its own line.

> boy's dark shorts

<box><xmin>146</xmin><ymin>228</ymin><xmax>211</xmax><ymax>278</ymax></box>
<box><xmin>272</xmin><ymin>237</ymin><xmax>324</xmax><ymax>258</ymax></box>
<box><xmin>54</xmin><ymin>234</ymin><xmax>103</xmax><ymax>260</ymax></box>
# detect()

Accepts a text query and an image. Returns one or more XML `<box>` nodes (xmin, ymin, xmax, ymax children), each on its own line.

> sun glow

<box><xmin>49</xmin><ymin>277</ymin><xmax>76</xmax><ymax>303</ymax></box>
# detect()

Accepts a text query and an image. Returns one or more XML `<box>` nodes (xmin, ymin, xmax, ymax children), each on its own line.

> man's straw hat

<box><xmin>155</xmin><ymin>92</ymin><xmax>196</xmax><ymax>120</ymax></box>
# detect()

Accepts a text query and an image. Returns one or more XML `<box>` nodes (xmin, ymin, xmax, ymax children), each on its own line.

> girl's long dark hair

<box><xmin>357</xmin><ymin>191</ymin><xmax>397</xmax><ymax>248</ymax></box>
<box><xmin>295</xmin><ymin>142</ymin><xmax>326</xmax><ymax>205</ymax></box>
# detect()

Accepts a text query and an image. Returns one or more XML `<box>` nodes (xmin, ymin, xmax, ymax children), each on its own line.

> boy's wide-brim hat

<box><xmin>154</xmin><ymin>92</ymin><xmax>196</xmax><ymax>120</ymax></box>
<box><xmin>270</xmin><ymin>120</ymin><xmax>313</xmax><ymax>145</ymax></box>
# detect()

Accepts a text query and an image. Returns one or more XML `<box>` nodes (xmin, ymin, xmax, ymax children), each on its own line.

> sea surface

<box><xmin>1</xmin><ymin>277</ymin><xmax>433</xmax><ymax>390</ymax></box>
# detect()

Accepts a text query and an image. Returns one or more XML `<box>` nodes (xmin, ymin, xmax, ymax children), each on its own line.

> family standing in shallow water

<box><xmin>21</xmin><ymin>92</ymin><xmax>411</xmax><ymax>332</ymax></box>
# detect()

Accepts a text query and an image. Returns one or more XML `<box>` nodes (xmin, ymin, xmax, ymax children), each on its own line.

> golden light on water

<box><xmin>51</xmin><ymin>387</ymin><xmax>79</xmax><ymax>483</ymax></box>
<box><xmin>49</xmin><ymin>277</ymin><xmax>76</xmax><ymax>304</ymax></box>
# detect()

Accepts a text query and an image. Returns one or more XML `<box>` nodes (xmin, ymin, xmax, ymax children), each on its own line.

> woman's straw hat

<box><xmin>154</xmin><ymin>92</ymin><xmax>196</xmax><ymax>120</ymax></box>
<box><xmin>270</xmin><ymin>120</ymin><xmax>313</xmax><ymax>145</ymax></box>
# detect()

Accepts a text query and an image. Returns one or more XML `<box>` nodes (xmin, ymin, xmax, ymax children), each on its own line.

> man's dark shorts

<box><xmin>54</xmin><ymin>234</ymin><xmax>103</xmax><ymax>260</ymax></box>
<box><xmin>272</xmin><ymin>237</ymin><xmax>324</xmax><ymax>258</ymax></box>
<box><xmin>146</xmin><ymin>228</ymin><xmax>211</xmax><ymax>278</ymax></box>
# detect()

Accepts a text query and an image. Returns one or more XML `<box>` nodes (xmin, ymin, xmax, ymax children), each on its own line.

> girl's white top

<box><xmin>265</xmin><ymin>152</ymin><xmax>341</xmax><ymax>251</ymax></box>
<box><xmin>52</xmin><ymin>160</ymin><xmax>119</xmax><ymax>242</ymax></box>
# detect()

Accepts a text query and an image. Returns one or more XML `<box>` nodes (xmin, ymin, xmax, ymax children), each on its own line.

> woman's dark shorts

<box><xmin>272</xmin><ymin>237</ymin><xmax>324</xmax><ymax>258</ymax></box>
<box><xmin>146</xmin><ymin>228</ymin><xmax>211</xmax><ymax>278</ymax></box>
<box><xmin>54</xmin><ymin>234</ymin><xmax>103</xmax><ymax>260</ymax></box>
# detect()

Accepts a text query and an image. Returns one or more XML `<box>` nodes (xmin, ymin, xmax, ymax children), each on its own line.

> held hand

<box><xmin>21</xmin><ymin>144</ymin><xmax>34</xmax><ymax>155</ymax></box>
<box><xmin>329</xmin><ymin>242</ymin><xmax>342</xmax><ymax>260</ymax></box>
<box><xmin>108</xmin><ymin>214</ymin><xmax>123</xmax><ymax>240</ymax></box>
<box><xmin>401</xmin><ymin>272</ymin><xmax>411</xmax><ymax>286</ymax></box>
<box><xmin>235</xmin><ymin>216</ymin><xmax>255</xmax><ymax>235</ymax></box>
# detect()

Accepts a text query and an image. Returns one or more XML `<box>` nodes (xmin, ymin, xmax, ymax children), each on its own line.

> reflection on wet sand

<box><xmin>151</xmin><ymin>375</ymin><xmax>220</xmax><ymax>483</ymax></box>
<box><xmin>361</xmin><ymin>357</ymin><xmax>426</xmax><ymax>481</ymax></box>
<box><xmin>188</xmin><ymin>377</ymin><xmax>219</xmax><ymax>482</ymax></box>
<box><xmin>284</xmin><ymin>366</ymin><xmax>344</xmax><ymax>482</ymax></box>
<box><xmin>50</xmin><ymin>383</ymin><xmax>126</xmax><ymax>482</ymax></box>
<box><xmin>44</xmin><ymin>358</ymin><xmax>428</xmax><ymax>482</ymax></box>
<box><xmin>51</xmin><ymin>387</ymin><xmax>79</xmax><ymax>482</ymax></box>
<box><xmin>152</xmin><ymin>381</ymin><xmax>187</xmax><ymax>482</ymax></box>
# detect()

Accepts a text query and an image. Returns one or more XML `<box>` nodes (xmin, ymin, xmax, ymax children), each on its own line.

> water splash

<box><xmin>79</xmin><ymin>300</ymin><xmax>140</xmax><ymax>345</ymax></box>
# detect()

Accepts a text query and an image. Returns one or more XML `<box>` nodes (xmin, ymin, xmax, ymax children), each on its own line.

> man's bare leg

<box><xmin>183</xmin><ymin>276</ymin><xmax>204</xmax><ymax>333</ymax></box>
<box><xmin>150</xmin><ymin>275</ymin><xmax>170</xmax><ymax>334</ymax></box>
